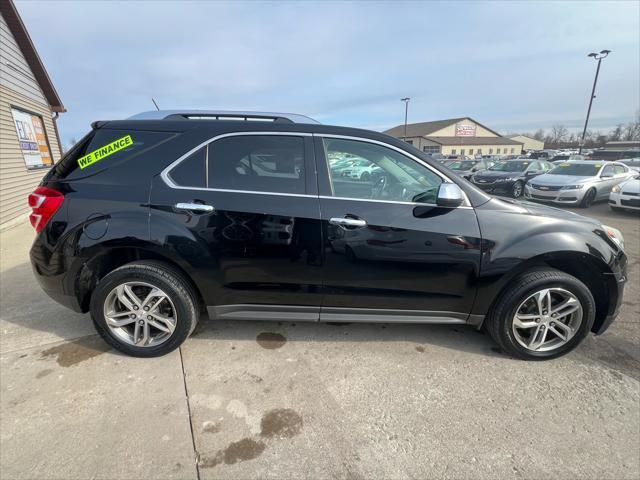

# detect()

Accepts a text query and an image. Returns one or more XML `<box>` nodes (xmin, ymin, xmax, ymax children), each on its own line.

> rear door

<box><xmin>149</xmin><ymin>132</ymin><xmax>323</xmax><ymax>320</ymax></box>
<box><xmin>315</xmin><ymin>135</ymin><xmax>482</xmax><ymax>324</ymax></box>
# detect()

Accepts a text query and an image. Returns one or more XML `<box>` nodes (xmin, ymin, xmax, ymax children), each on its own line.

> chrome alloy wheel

<box><xmin>103</xmin><ymin>282</ymin><xmax>177</xmax><ymax>347</ymax></box>
<box><xmin>511</xmin><ymin>287</ymin><xmax>583</xmax><ymax>352</ymax></box>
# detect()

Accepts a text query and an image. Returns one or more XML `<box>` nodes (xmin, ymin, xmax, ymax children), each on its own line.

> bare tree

<box><xmin>533</xmin><ymin>129</ymin><xmax>545</xmax><ymax>141</ymax></box>
<box><xmin>550</xmin><ymin>124</ymin><xmax>569</xmax><ymax>145</ymax></box>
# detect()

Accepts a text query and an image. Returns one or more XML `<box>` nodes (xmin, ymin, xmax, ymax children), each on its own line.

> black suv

<box><xmin>29</xmin><ymin>111</ymin><xmax>627</xmax><ymax>360</ymax></box>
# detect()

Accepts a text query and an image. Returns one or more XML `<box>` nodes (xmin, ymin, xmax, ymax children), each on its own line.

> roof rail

<box><xmin>127</xmin><ymin>110</ymin><xmax>321</xmax><ymax>124</ymax></box>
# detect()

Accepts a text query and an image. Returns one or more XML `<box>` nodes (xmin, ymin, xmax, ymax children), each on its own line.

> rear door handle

<box><xmin>329</xmin><ymin>217</ymin><xmax>367</xmax><ymax>228</ymax></box>
<box><xmin>175</xmin><ymin>202</ymin><xmax>215</xmax><ymax>213</ymax></box>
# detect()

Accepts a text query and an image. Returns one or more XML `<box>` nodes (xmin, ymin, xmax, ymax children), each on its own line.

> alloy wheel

<box><xmin>512</xmin><ymin>182</ymin><xmax>523</xmax><ymax>198</ymax></box>
<box><xmin>103</xmin><ymin>281</ymin><xmax>177</xmax><ymax>347</ymax></box>
<box><xmin>511</xmin><ymin>287</ymin><xmax>583</xmax><ymax>352</ymax></box>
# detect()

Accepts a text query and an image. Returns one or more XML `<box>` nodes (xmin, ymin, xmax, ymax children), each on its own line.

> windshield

<box><xmin>449</xmin><ymin>161</ymin><xmax>476</xmax><ymax>170</ymax></box>
<box><xmin>548</xmin><ymin>163</ymin><xmax>603</xmax><ymax>176</ymax></box>
<box><xmin>488</xmin><ymin>161</ymin><xmax>529</xmax><ymax>172</ymax></box>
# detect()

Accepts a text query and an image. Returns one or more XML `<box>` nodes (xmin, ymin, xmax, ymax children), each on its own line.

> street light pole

<box><xmin>401</xmin><ymin>98</ymin><xmax>410</xmax><ymax>141</ymax></box>
<box><xmin>579</xmin><ymin>50</ymin><xmax>611</xmax><ymax>154</ymax></box>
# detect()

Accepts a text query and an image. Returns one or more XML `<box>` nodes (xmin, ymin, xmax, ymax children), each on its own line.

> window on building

<box><xmin>489</xmin><ymin>148</ymin><xmax>493</xmax><ymax>154</ymax></box>
<box><xmin>469</xmin><ymin>149</ymin><xmax>474</xmax><ymax>155</ymax></box>
<box><xmin>323</xmin><ymin>137</ymin><xmax>443</xmax><ymax>204</ymax></box>
<box><xmin>405</xmin><ymin>140</ymin><xmax>413</xmax><ymax>145</ymax></box>
<box><xmin>208</xmin><ymin>135</ymin><xmax>306</xmax><ymax>194</ymax></box>
<box><xmin>497</xmin><ymin>148</ymin><xmax>501</xmax><ymax>154</ymax></box>
<box><xmin>511</xmin><ymin>148</ymin><xmax>515</xmax><ymax>154</ymax></box>
<box><xmin>451</xmin><ymin>149</ymin><xmax>457</xmax><ymax>155</ymax></box>
<box><xmin>10</xmin><ymin>107</ymin><xmax>53</xmax><ymax>170</ymax></box>
<box><xmin>477</xmin><ymin>148</ymin><xmax>482</xmax><ymax>154</ymax></box>
<box><xmin>460</xmin><ymin>149</ymin><xmax>465</xmax><ymax>155</ymax></box>
<box><xmin>422</xmin><ymin>146</ymin><xmax>440</xmax><ymax>154</ymax></box>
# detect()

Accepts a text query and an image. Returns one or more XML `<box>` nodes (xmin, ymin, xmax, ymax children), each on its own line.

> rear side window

<box><xmin>49</xmin><ymin>129</ymin><xmax>174</xmax><ymax>180</ymax></box>
<box><xmin>168</xmin><ymin>148</ymin><xmax>206</xmax><ymax>188</ymax></box>
<box><xmin>207</xmin><ymin>135</ymin><xmax>305</xmax><ymax>194</ymax></box>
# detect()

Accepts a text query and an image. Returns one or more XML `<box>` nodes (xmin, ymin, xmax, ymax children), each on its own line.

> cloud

<box><xmin>14</xmin><ymin>0</ymin><xmax>640</xmax><ymax>146</ymax></box>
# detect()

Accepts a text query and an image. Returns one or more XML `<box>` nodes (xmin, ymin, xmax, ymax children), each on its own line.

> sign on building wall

<box><xmin>455</xmin><ymin>123</ymin><xmax>476</xmax><ymax>137</ymax></box>
<box><xmin>11</xmin><ymin>107</ymin><xmax>53</xmax><ymax>169</ymax></box>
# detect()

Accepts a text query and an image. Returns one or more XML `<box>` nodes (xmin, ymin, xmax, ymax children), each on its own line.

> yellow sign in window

<box><xmin>78</xmin><ymin>135</ymin><xmax>133</xmax><ymax>169</ymax></box>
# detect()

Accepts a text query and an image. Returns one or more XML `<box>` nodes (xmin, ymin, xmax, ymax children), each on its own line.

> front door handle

<box><xmin>175</xmin><ymin>202</ymin><xmax>215</xmax><ymax>213</ymax></box>
<box><xmin>329</xmin><ymin>217</ymin><xmax>367</xmax><ymax>228</ymax></box>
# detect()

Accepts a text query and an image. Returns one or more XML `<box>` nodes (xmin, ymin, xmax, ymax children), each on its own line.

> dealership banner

<box><xmin>455</xmin><ymin>124</ymin><xmax>476</xmax><ymax>136</ymax></box>
<box><xmin>11</xmin><ymin>108</ymin><xmax>53</xmax><ymax>169</ymax></box>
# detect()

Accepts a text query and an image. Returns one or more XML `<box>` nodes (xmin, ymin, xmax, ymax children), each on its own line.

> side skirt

<box><xmin>207</xmin><ymin>304</ymin><xmax>484</xmax><ymax>326</ymax></box>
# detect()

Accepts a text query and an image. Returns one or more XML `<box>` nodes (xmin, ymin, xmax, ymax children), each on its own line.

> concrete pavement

<box><xmin>1</xmin><ymin>202</ymin><xmax>638</xmax><ymax>479</ymax></box>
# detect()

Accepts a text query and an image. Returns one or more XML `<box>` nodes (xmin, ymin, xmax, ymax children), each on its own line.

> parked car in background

<box><xmin>524</xmin><ymin>160</ymin><xmax>634</xmax><ymax>208</ymax></box>
<box><xmin>28</xmin><ymin>110</ymin><xmax>627</xmax><ymax>361</ymax></box>
<box><xmin>551</xmin><ymin>154</ymin><xmax>585</xmax><ymax>163</ymax></box>
<box><xmin>339</xmin><ymin>158</ymin><xmax>384</xmax><ymax>182</ymax></box>
<box><xmin>609</xmin><ymin>174</ymin><xmax>640</xmax><ymax>212</ymax></box>
<box><xmin>529</xmin><ymin>150</ymin><xmax>557</xmax><ymax>160</ymax></box>
<box><xmin>470</xmin><ymin>159</ymin><xmax>553</xmax><ymax>198</ymax></box>
<box><xmin>447</xmin><ymin>159</ymin><xmax>494</xmax><ymax>179</ymax></box>
<box><xmin>619</xmin><ymin>158</ymin><xmax>640</xmax><ymax>173</ymax></box>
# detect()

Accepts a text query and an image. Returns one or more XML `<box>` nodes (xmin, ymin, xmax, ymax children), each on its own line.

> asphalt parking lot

<box><xmin>1</xmin><ymin>202</ymin><xmax>638</xmax><ymax>480</ymax></box>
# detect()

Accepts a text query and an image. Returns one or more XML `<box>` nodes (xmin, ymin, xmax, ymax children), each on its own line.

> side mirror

<box><xmin>436</xmin><ymin>183</ymin><xmax>465</xmax><ymax>208</ymax></box>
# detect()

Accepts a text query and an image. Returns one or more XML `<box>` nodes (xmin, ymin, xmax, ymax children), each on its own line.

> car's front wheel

<box><xmin>486</xmin><ymin>269</ymin><xmax>595</xmax><ymax>360</ymax></box>
<box><xmin>90</xmin><ymin>261</ymin><xmax>199</xmax><ymax>357</ymax></box>
<box><xmin>512</xmin><ymin>181</ymin><xmax>524</xmax><ymax>198</ymax></box>
<box><xmin>580</xmin><ymin>188</ymin><xmax>596</xmax><ymax>208</ymax></box>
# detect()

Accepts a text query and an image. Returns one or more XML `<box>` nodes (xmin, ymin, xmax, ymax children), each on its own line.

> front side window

<box><xmin>601</xmin><ymin>165</ymin><xmax>615</xmax><ymax>177</ymax></box>
<box><xmin>323</xmin><ymin>138</ymin><xmax>443</xmax><ymax>204</ymax></box>
<box><xmin>208</xmin><ymin>135</ymin><xmax>305</xmax><ymax>194</ymax></box>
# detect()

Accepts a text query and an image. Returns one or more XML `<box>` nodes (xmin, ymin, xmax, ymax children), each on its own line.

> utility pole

<box><xmin>579</xmin><ymin>50</ymin><xmax>611</xmax><ymax>154</ymax></box>
<box><xmin>401</xmin><ymin>98</ymin><xmax>410</xmax><ymax>141</ymax></box>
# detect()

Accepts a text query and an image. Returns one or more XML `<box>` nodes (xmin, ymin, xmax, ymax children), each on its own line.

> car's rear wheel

<box><xmin>485</xmin><ymin>269</ymin><xmax>595</xmax><ymax>360</ymax></box>
<box><xmin>580</xmin><ymin>188</ymin><xmax>596</xmax><ymax>208</ymax></box>
<box><xmin>512</xmin><ymin>181</ymin><xmax>524</xmax><ymax>198</ymax></box>
<box><xmin>90</xmin><ymin>261</ymin><xmax>199</xmax><ymax>357</ymax></box>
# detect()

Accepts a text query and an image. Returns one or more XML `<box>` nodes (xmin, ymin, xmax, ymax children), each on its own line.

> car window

<box><xmin>53</xmin><ymin>130</ymin><xmax>174</xmax><ymax>181</ymax></box>
<box><xmin>613</xmin><ymin>165</ymin><xmax>627</xmax><ymax>175</ymax></box>
<box><xmin>168</xmin><ymin>147</ymin><xmax>206</xmax><ymax>188</ymax></box>
<box><xmin>549</xmin><ymin>163</ymin><xmax>603</xmax><ymax>176</ymax></box>
<box><xmin>601</xmin><ymin>165</ymin><xmax>615</xmax><ymax>177</ymax></box>
<box><xmin>489</xmin><ymin>161</ymin><xmax>529</xmax><ymax>172</ymax></box>
<box><xmin>323</xmin><ymin>138</ymin><xmax>443</xmax><ymax>204</ymax></box>
<box><xmin>207</xmin><ymin>135</ymin><xmax>305</xmax><ymax>194</ymax></box>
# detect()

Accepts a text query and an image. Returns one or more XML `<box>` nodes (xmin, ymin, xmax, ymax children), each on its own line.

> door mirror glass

<box><xmin>436</xmin><ymin>183</ymin><xmax>465</xmax><ymax>207</ymax></box>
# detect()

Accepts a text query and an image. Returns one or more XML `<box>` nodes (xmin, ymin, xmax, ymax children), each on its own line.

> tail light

<box><xmin>28</xmin><ymin>187</ymin><xmax>64</xmax><ymax>232</ymax></box>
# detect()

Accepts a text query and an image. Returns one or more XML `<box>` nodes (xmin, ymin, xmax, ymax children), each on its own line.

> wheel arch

<box><xmin>478</xmin><ymin>251</ymin><xmax>616</xmax><ymax>334</ymax></box>
<box><xmin>75</xmin><ymin>245</ymin><xmax>206</xmax><ymax>313</ymax></box>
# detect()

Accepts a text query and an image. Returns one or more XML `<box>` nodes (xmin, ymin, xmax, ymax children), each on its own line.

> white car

<box><xmin>609</xmin><ymin>174</ymin><xmax>640</xmax><ymax>212</ymax></box>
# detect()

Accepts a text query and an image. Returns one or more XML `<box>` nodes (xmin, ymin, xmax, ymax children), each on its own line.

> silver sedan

<box><xmin>524</xmin><ymin>160</ymin><xmax>634</xmax><ymax>208</ymax></box>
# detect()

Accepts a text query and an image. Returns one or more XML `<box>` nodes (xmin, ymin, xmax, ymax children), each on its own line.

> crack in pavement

<box><xmin>179</xmin><ymin>346</ymin><xmax>201</xmax><ymax>480</ymax></box>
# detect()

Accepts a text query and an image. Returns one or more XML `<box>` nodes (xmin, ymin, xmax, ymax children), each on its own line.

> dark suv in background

<box><xmin>29</xmin><ymin>111</ymin><xmax>627</xmax><ymax>360</ymax></box>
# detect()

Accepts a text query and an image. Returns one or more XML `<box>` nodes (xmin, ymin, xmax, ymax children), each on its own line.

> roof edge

<box><xmin>0</xmin><ymin>0</ymin><xmax>65</xmax><ymax>112</ymax></box>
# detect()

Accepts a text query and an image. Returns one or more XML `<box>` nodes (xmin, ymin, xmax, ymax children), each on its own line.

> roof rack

<box><xmin>127</xmin><ymin>110</ymin><xmax>320</xmax><ymax>124</ymax></box>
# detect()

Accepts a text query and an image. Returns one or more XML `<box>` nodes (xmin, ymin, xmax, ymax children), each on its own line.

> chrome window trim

<box><xmin>161</xmin><ymin>131</ymin><xmax>312</xmax><ymax>190</ymax></box>
<box><xmin>160</xmin><ymin>131</ymin><xmax>472</xmax><ymax>208</ymax></box>
<box><xmin>315</xmin><ymin>133</ymin><xmax>471</xmax><ymax>207</ymax></box>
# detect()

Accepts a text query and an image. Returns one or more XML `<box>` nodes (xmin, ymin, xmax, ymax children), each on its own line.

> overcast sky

<box><xmin>16</xmin><ymin>0</ymin><xmax>640</xmax><ymax>147</ymax></box>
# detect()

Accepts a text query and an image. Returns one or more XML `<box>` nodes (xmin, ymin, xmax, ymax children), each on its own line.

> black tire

<box><xmin>90</xmin><ymin>261</ymin><xmax>199</xmax><ymax>357</ymax></box>
<box><xmin>512</xmin><ymin>181</ymin><xmax>524</xmax><ymax>198</ymax></box>
<box><xmin>580</xmin><ymin>188</ymin><xmax>596</xmax><ymax>208</ymax></box>
<box><xmin>485</xmin><ymin>269</ymin><xmax>595</xmax><ymax>360</ymax></box>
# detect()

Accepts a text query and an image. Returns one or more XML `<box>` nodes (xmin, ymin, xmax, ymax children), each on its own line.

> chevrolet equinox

<box><xmin>29</xmin><ymin>111</ymin><xmax>627</xmax><ymax>360</ymax></box>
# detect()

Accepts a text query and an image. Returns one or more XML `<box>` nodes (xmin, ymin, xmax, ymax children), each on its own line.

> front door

<box><xmin>315</xmin><ymin>135</ymin><xmax>482</xmax><ymax>323</ymax></box>
<box><xmin>150</xmin><ymin>132</ymin><xmax>323</xmax><ymax>321</ymax></box>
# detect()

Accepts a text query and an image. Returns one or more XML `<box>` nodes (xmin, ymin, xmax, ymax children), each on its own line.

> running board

<box><xmin>207</xmin><ymin>304</ymin><xmax>481</xmax><ymax>325</ymax></box>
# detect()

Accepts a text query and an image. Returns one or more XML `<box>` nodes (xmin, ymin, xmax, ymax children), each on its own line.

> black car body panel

<box><xmin>30</xmin><ymin>118</ymin><xmax>626</xmax><ymax>337</ymax></box>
